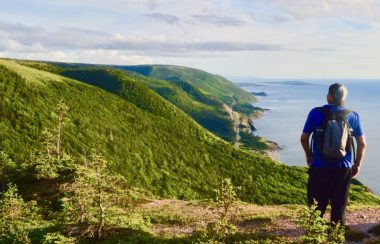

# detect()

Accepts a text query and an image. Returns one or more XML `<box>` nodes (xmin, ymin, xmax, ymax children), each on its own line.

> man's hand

<box><xmin>300</xmin><ymin>132</ymin><xmax>312</xmax><ymax>167</ymax></box>
<box><xmin>352</xmin><ymin>135</ymin><xmax>366</xmax><ymax>178</ymax></box>
<box><xmin>306</xmin><ymin>154</ymin><xmax>312</xmax><ymax>167</ymax></box>
<box><xmin>352</xmin><ymin>164</ymin><xmax>360</xmax><ymax>178</ymax></box>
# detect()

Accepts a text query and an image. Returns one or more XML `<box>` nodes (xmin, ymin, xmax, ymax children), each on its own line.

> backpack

<box><xmin>311</xmin><ymin>107</ymin><xmax>356</xmax><ymax>160</ymax></box>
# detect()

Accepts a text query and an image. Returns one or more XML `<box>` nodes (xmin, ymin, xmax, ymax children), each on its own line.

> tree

<box><xmin>0</xmin><ymin>151</ymin><xmax>17</xmax><ymax>187</ymax></box>
<box><xmin>62</xmin><ymin>150</ymin><xmax>130</xmax><ymax>239</ymax></box>
<box><xmin>201</xmin><ymin>178</ymin><xmax>239</xmax><ymax>243</ymax></box>
<box><xmin>215</xmin><ymin>178</ymin><xmax>239</xmax><ymax>224</ymax></box>
<box><xmin>0</xmin><ymin>183</ymin><xmax>37</xmax><ymax>243</ymax></box>
<box><xmin>32</xmin><ymin>101</ymin><xmax>73</xmax><ymax>179</ymax></box>
<box><xmin>52</xmin><ymin>101</ymin><xmax>69</xmax><ymax>159</ymax></box>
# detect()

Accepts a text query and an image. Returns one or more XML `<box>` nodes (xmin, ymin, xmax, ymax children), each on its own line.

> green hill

<box><xmin>0</xmin><ymin>58</ymin><xmax>378</xmax><ymax>206</ymax></box>
<box><xmin>15</xmin><ymin>60</ymin><xmax>264</xmax><ymax>147</ymax></box>
<box><xmin>58</xmin><ymin>68</ymin><xmax>236</xmax><ymax>142</ymax></box>
<box><xmin>117</xmin><ymin>65</ymin><xmax>255</xmax><ymax>105</ymax></box>
<box><xmin>116</xmin><ymin>65</ymin><xmax>265</xmax><ymax>145</ymax></box>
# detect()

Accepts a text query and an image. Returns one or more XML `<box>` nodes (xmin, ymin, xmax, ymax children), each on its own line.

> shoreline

<box><xmin>248</xmin><ymin>107</ymin><xmax>283</xmax><ymax>161</ymax></box>
<box><xmin>265</xmin><ymin>140</ymin><xmax>282</xmax><ymax>161</ymax></box>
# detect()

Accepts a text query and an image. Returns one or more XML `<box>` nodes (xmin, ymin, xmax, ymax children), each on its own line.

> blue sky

<box><xmin>1</xmin><ymin>0</ymin><xmax>380</xmax><ymax>78</ymax></box>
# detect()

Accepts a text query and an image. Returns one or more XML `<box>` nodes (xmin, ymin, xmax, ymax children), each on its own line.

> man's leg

<box><xmin>308</xmin><ymin>167</ymin><xmax>333</xmax><ymax>216</ymax></box>
<box><xmin>307</xmin><ymin>167</ymin><xmax>316</xmax><ymax>205</ymax></box>
<box><xmin>330</xmin><ymin>168</ymin><xmax>352</xmax><ymax>225</ymax></box>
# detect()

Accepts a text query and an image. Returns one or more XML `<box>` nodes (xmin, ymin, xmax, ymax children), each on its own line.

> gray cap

<box><xmin>329</xmin><ymin>83</ymin><xmax>348</xmax><ymax>105</ymax></box>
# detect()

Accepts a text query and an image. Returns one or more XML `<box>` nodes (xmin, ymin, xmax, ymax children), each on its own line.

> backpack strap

<box><xmin>338</xmin><ymin>109</ymin><xmax>357</xmax><ymax>162</ymax></box>
<box><xmin>316</xmin><ymin>107</ymin><xmax>330</xmax><ymax>119</ymax></box>
<box><xmin>341</xmin><ymin>109</ymin><xmax>352</xmax><ymax>116</ymax></box>
<box><xmin>338</xmin><ymin>109</ymin><xmax>352</xmax><ymax>121</ymax></box>
<box><xmin>340</xmin><ymin>109</ymin><xmax>356</xmax><ymax>162</ymax></box>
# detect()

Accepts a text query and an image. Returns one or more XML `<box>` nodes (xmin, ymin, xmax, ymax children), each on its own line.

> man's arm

<box><xmin>300</xmin><ymin>132</ymin><xmax>312</xmax><ymax>167</ymax></box>
<box><xmin>352</xmin><ymin>135</ymin><xmax>366</xmax><ymax>178</ymax></box>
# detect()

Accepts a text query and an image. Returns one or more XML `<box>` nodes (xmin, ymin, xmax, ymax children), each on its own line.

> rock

<box><xmin>250</xmin><ymin>92</ymin><xmax>267</xmax><ymax>96</ymax></box>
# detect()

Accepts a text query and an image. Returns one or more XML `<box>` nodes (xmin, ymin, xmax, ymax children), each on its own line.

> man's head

<box><xmin>327</xmin><ymin>83</ymin><xmax>348</xmax><ymax>105</ymax></box>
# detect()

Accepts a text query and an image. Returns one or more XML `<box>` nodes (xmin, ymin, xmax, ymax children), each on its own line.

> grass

<box><xmin>128</xmin><ymin>199</ymin><xmax>380</xmax><ymax>243</ymax></box>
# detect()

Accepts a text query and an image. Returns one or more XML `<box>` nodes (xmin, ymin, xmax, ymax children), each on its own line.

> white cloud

<box><xmin>188</xmin><ymin>14</ymin><xmax>246</xmax><ymax>26</ymax></box>
<box><xmin>3</xmin><ymin>49</ymin><xmax>154</xmax><ymax>66</ymax></box>
<box><xmin>0</xmin><ymin>39</ymin><xmax>46</xmax><ymax>53</ymax></box>
<box><xmin>72</xmin><ymin>50</ymin><xmax>155</xmax><ymax>65</ymax></box>
<box><xmin>269</xmin><ymin>0</ymin><xmax>374</xmax><ymax>21</ymax></box>
<box><xmin>2</xmin><ymin>0</ymin><xmax>380</xmax><ymax>77</ymax></box>
<box><xmin>145</xmin><ymin>13</ymin><xmax>180</xmax><ymax>24</ymax></box>
<box><xmin>0</xmin><ymin>20</ymin><xmax>291</xmax><ymax>55</ymax></box>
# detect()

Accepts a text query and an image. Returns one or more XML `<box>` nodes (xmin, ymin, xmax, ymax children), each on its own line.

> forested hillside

<box><xmin>117</xmin><ymin>65</ymin><xmax>255</xmax><ymax>105</ymax></box>
<box><xmin>16</xmin><ymin>60</ymin><xmax>266</xmax><ymax>148</ymax></box>
<box><xmin>59</xmin><ymin>68</ymin><xmax>236</xmax><ymax>142</ymax></box>
<box><xmin>117</xmin><ymin>65</ymin><xmax>265</xmax><ymax>134</ymax></box>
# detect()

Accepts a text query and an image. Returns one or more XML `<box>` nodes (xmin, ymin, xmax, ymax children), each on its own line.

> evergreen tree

<box><xmin>0</xmin><ymin>152</ymin><xmax>17</xmax><ymax>188</ymax></box>
<box><xmin>62</xmin><ymin>150</ymin><xmax>130</xmax><ymax>239</ymax></box>
<box><xmin>31</xmin><ymin>101</ymin><xmax>73</xmax><ymax>179</ymax></box>
<box><xmin>201</xmin><ymin>178</ymin><xmax>239</xmax><ymax>243</ymax></box>
<box><xmin>0</xmin><ymin>183</ymin><xmax>36</xmax><ymax>243</ymax></box>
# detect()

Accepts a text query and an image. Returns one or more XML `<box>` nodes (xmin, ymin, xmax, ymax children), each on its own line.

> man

<box><xmin>300</xmin><ymin>83</ymin><xmax>366</xmax><ymax>225</ymax></box>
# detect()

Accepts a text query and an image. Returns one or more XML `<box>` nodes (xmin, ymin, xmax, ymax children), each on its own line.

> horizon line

<box><xmin>3</xmin><ymin>57</ymin><xmax>380</xmax><ymax>81</ymax></box>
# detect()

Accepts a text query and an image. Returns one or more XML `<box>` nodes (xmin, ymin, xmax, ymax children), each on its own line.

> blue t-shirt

<box><xmin>303</xmin><ymin>104</ymin><xmax>364</xmax><ymax>168</ymax></box>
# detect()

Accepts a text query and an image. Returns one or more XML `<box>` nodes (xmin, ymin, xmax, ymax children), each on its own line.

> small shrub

<box><xmin>42</xmin><ymin>232</ymin><xmax>76</xmax><ymax>244</ymax></box>
<box><xmin>327</xmin><ymin>223</ymin><xmax>345</xmax><ymax>244</ymax></box>
<box><xmin>123</xmin><ymin>212</ymin><xmax>151</xmax><ymax>232</ymax></box>
<box><xmin>147</xmin><ymin>211</ymin><xmax>193</xmax><ymax>225</ymax></box>
<box><xmin>0</xmin><ymin>151</ymin><xmax>17</xmax><ymax>182</ymax></box>
<box><xmin>0</xmin><ymin>183</ymin><xmax>38</xmax><ymax>243</ymax></box>
<box><xmin>199</xmin><ymin>178</ymin><xmax>240</xmax><ymax>243</ymax></box>
<box><xmin>297</xmin><ymin>205</ymin><xmax>345</xmax><ymax>244</ymax></box>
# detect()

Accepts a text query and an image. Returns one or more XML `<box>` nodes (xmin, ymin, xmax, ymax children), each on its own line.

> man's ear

<box><xmin>327</xmin><ymin>93</ymin><xmax>333</xmax><ymax>103</ymax></box>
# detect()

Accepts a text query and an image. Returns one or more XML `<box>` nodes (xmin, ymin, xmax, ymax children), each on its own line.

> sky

<box><xmin>1</xmin><ymin>0</ymin><xmax>380</xmax><ymax>79</ymax></box>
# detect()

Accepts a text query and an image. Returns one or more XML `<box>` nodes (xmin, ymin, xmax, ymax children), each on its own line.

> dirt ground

<box><xmin>138</xmin><ymin>199</ymin><xmax>380</xmax><ymax>243</ymax></box>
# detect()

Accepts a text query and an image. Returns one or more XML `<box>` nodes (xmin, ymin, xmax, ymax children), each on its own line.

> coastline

<box><xmin>223</xmin><ymin>94</ymin><xmax>283</xmax><ymax>162</ymax></box>
<box><xmin>248</xmin><ymin>107</ymin><xmax>282</xmax><ymax>161</ymax></box>
<box><xmin>265</xmin><ymin>140</ymin><xmax>281</xmax><ymax>161</ymax></box>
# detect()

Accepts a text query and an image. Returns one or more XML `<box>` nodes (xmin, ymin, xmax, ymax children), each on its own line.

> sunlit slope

<box><xmin>119</xmin><ymin>65</ymin><xmax>255</xmax><ymax>105</ymax></box>
<box><xmin>18</xmin><ymin>61</ymin><xmax>261</xmax><ymax>144</ymax></box>
<box><xmin>59</xmin><ymin>68</ymin><xmax>236</xmax><ymax>142</ymax></box>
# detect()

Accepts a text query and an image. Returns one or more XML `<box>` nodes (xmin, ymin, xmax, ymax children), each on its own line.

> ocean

<box><xmin>234</xmin><ymin>78</ymin><xmax>380</xmax><ymax>195</ymax></box>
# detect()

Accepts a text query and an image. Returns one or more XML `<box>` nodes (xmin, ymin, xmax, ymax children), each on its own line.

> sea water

<box><xmin>234</xmin><ymin>78</ymin><xmax>380</xmax><ymax>195</ymax></box>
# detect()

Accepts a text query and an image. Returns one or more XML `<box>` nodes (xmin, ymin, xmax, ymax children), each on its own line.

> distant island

<box><xmin>235</xmin><ymin>82</ymin><xmax>266</xmax><ymax>87</ymax></box>
<box><xmin>270</xmin><ymin>80</ymin><xmax>315</xmax><ymax>86</ymax></box>
<box><xmin>250</xmin><ymin>91</ymin><xmax>267</xmax><ymax>96</ymax></box>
